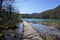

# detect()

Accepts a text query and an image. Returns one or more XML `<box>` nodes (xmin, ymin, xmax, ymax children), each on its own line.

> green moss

<box><xmin>0</xmin><ymin>33</ymin><xmax>4</xmax><ymax>37</ymax></box>
<box><xmin>42</xmin><ymin>21</ymin><xmax>60</xmax><ymax>30</ymax></box>
<box><xmin>46</xmin><ymin>36</ymin><xmax>56</xmax><ymax>40</ymax></box>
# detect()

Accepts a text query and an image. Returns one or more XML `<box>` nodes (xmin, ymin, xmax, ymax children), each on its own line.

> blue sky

<box><xmin>14</xmin><ymin>0</ymin><xmax>60</xmax><ymax>14</ymax></box>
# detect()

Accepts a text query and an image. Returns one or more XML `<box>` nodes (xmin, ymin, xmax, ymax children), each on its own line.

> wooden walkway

<box><xmin>22</xmin><ymin>21</ymin><xmax>43</xmax><ymax>40</ymax></box>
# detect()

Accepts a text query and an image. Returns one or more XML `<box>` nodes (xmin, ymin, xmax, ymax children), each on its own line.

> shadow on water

<box><xmin>1</xmin><ymin>22</ymin><xmax>24</xmax><ymax>40</ymax></box>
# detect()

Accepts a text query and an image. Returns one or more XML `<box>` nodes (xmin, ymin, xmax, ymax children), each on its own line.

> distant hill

<box><xmin>37</xmin><ymin>5</ymin><xmax>60</xmax><ymax>18</ymax></box>
<box><xmin>22</xmin><ymin>5</ymin><xmax>60</xmax><ymax>19</ymax></box>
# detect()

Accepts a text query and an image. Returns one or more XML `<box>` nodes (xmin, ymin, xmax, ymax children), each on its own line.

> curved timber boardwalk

<box><xmin>22</xmin><ymin>21</ymin><xmax>43</xmax><ymax>40</ymax></box>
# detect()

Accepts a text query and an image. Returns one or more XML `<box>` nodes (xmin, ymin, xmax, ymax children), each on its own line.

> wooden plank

<box><xmin>22</xmin><ymin>21</ymin><xmax>43</xmax><ymax>40</ymax></box>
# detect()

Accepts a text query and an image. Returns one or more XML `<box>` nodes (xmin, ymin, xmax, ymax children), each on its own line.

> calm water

<box><xmin>22</xmin><ymin>18</ymin><xmax>60</xmax><ymax>23</ymax></box>
<box><xmin>21</xmin><ymin>18</ymin><xmax>60</xmax><ymax>36</ymax></box>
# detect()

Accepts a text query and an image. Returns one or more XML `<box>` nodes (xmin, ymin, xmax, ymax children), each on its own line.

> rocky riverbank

<box><xmin>0</xmin><ymin>20</ymin><xmax>22</xmax><ymax>40</ymax></box>
<box><xmin>0</xmin><ymin>25</ymin><xmax>18</xmax><ymax>40</ymax></box>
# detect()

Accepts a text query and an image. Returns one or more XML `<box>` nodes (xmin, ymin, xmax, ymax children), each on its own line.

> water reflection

<box><xmin>29</xmin><ymin>23</ymin><xmax>60</xmax><ymax>36</ymax></box>
<box><xmin>1</xmin><ymin>22</ymin><xmax>23</xmax><ymax>40</ymax></box>
<box><xmin>17</xmin><ymin>22</ymin><xmax>23</xmax><ymax>33</ymax></box>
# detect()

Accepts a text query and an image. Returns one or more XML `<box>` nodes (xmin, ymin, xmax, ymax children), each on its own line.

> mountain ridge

<box><xmin>22</xmin><ymin>5</ymin><xmax>60</xmax><ymax>19</ymax></box>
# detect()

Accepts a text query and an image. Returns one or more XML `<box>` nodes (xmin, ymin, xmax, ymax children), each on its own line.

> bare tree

<box><xmin>0</xmin><ymin>0</ymin><xmax>4</xmax><ymax>16</ymax></box>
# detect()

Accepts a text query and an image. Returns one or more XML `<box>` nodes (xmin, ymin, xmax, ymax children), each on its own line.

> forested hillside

<box><xmin>37</xmin><ymin>6</ymin><xmax>60</xmax><ymax>18</ymax></box>
<box><xmin>22</xmin><ymin>6</ymin><xmax>60</xmax><ymax>19</ymax></box>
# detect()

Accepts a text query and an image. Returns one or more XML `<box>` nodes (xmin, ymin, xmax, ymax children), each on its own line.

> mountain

<box><xmin>22</xmin><ymin>5</ymin><xmax>60</xmax><ymax>19</ymax></box>
<box><xmin>36</xmin><ymin>5</ymin><xmax>60</xmax><ymax>18</ymax></box>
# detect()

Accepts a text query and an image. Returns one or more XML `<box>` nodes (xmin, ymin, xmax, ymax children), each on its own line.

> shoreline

<box><xmin>42</xmin><ymin>22</ymin><xmax>60</xmax><ymax>30</ymax></box>
<box><xmin>0</xmin><ymin>20</ymin><xmax>23</xmax><ymax>40</ymax></box>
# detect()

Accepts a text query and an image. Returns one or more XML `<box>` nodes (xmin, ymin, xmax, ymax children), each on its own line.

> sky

<box><xmin>14</xmin><ymin>0</ymin><xmax>60</xmax><ymax>14</ymax></box>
